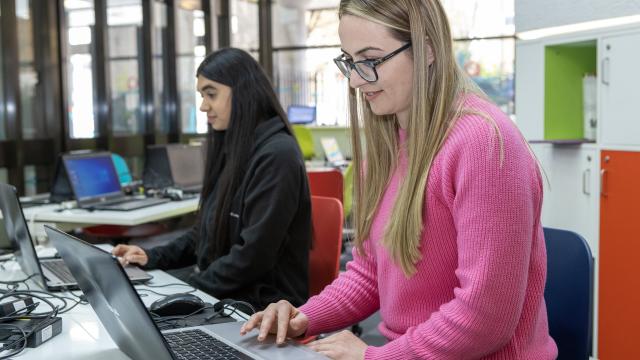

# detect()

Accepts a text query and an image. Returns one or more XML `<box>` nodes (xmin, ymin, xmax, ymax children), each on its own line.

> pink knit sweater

<box><xmin>299</xmin><ymin>95</ymin><xmax>558</xmax><ymax>359</ymax></box>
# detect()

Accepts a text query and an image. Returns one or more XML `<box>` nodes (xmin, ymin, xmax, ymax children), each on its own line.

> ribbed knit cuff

<box><xmin>298</xmin><ymin>298</ymin><xmax>342</xmax><ymax>336</ymax></box>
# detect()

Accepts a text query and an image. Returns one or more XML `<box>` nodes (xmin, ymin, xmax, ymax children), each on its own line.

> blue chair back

<box><xmin>543</xmin><ymin>227</ymin><xmax>594</xmax><ymax>360</ymax></box>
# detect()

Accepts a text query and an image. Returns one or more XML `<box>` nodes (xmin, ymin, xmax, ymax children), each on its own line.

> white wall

<box><xmin>515</xmin><ymin>0</ymin><xmax>640</xmax><ymax>32</ymax></box>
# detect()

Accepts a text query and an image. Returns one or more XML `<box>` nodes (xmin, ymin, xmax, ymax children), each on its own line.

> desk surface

<box><xmin>0</xmin><ymin>263</ymin><xmax>243</xmax><ymax>360</ymax></box>
<box><xmin>23</xmin><ymin>197</ymin><xmax>199</xmax><ymax>227</ymax></box>
<box><xmin>21</xmin><ymin>198</ymin><xmax>199</xmax><ymax>242</ymax></box>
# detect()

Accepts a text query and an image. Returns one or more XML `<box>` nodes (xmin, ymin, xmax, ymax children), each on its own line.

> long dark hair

<box><xmin>196</xmin><ymin>47</ymin><xmax>291</xmax><ymax>261</ymax></box>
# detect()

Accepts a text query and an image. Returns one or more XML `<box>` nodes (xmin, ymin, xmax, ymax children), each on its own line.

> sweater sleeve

<box><xmin>144</xmin><ymin>227</ymin><xmax>198</xmax><ymax>270</ymax></box>
<box><xmin>188</xmin><ymin>146</ymin><xmax>305</xmax><ymax>297</ymax></box>
<box><xmin>366</xmin><ymin>116</ymin><xmax>543</xmax><ymax>359</ymax></box>
<box><xmin>299</xmin><ymin>240</ymin><xmax>380</xmax><ymax>336</ymax></box>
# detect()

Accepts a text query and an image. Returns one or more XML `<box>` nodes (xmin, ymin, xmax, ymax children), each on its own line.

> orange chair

<box><xmin>297</xmin><ymin>196</ymin><xmax>344</xmax><ymax>345</ymax></box>
<box><xmin>307</xmin><ymin>169</ymin><xmax>343</xmax><ymax>205</ymax></box>
<box><xmin>309</xmin><ymin>195</ymin><xmax>344</xmax><ymax>297</ymax></box>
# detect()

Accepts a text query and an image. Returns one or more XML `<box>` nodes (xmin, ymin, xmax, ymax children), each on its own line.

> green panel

<box><xmin>544</xmin><ymin>42</ymin><xmax>597</xmax><ymax>140</ymax></box>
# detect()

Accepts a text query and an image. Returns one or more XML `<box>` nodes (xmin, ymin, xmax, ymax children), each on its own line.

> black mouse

<box><xmin>149</xmin><ymin>293</ymin><xmax>206</xmax><ymax>317</ymax></box>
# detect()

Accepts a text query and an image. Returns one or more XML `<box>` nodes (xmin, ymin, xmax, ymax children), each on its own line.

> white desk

<box><xmin>21</xmin><ymin>198</ymin><xmax>199</xmax><ymax>242</ymax></box>
<box><xmin>0</xmin><ymin>263</ymin><xmax>244</xmax><ymax>360</ymax></box>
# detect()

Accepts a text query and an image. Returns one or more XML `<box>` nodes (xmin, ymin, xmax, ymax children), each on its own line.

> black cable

<box><xmin>0</xmin><ymin>291</ymin><xmax>58</xmax><ymax>322</ymax></box>
<box><xmin>152</xmin><ymin>305</ymin><xmax>217</xmax><ymax>330</ymax></box>
<box><xmin>0</xmin><ymin>291</ymin><xmax>59</xmax><ymax>358</ymax></box>
<box><xmin>134</xmin><ymin>283</ymin><xmax>197</xmax><ymax>297</ymax></box>
<box><xmin>0</xmin><ymin>273</ymin><xmax>38</xmax><ymax>285</ymax></box>
<box><xmin>0</xmin><ymin>323</ymin><xmax>27</xmax><ymax>359</ymax></box>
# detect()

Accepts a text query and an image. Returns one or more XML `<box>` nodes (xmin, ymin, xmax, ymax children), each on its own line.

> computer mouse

<box><xmin>149</xmin><ymin>293</ymin><xmax>206</xmax><ymax>317</ymax></box>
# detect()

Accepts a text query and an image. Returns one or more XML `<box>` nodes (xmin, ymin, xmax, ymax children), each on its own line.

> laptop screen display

<box><xmin>167</xmin><ymin>145</ymin><xmax>205</xmax><ymax>188</ymax></box>
<box><xmin>65</xmin><ymin>155</ymin><xmax>122</xmax><ymax>201</ymax></box>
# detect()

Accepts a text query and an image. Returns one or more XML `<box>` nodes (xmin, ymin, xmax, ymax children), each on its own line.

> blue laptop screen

<box><xmin>65</xmin><ymin>156</ymin><xmax>121</xmax><ymax>200</ymax></box>
<box><xmin>287</xmin><ymin>105</ymin><xmax>316</xmax><ymax>124</ymax></box>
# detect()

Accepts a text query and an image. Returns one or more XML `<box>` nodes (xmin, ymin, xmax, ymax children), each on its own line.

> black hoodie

<box><xmin>145</xmin><ymin>117</ymin><xmax>312</xmax><ymax>310</ymax></box>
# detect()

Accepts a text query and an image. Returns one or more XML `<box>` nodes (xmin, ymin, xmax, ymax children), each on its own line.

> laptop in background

<box><xmin>143</xmin><ymin>144</ymin><xmax>205</xmax><ymax>193</ymax></box>
<box><xmin>320</xmin><ymin>137</ymin><xmax>348</xmax><ymax>167</ymax></box>
<box><xmin>0</xmin><ymin>182</ymin><xmax>152</xmax><ymax>291</ymax></box>
<box><xmin>46</xmin><ymin>225</ymin><xmax>327</xmax><ymax>360</ymax></box>
<box><xmin>0</xmin><ymin>219</ymin><xmax>13</xmax><ymax>255</ymax></box>
<box><xmin>287</xmin><ymin>105</ymin><xmax>316</xmax><ymax>125</ymax></box>
<box><xmin>63</xmin><ymin>151</ymin><xmax>169</xmax><ymax>211</ymax></box>
<box><xmin>166</xmin><ymin>144</ymin><xmax>205</xmax><ymax>193</ymax></box>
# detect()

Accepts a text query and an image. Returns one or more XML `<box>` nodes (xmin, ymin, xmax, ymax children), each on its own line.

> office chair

<box><xmin>309</xmin><ymin>196</ymin><xmax>344</xmax><ymax>297</ymax></box>
<box><xmin>307</xmin><ymin>169</ymin><xmax>343</xmax><ymax>205</ymax></box>
<box><xmin>297</xmin><ymin>196</ymin><xmax>343</xmax><ymax>345</ymax></box>
<box><xmin>543</xmin><ymin>227</ymin><xmax>594</xmax><ymax>360</ymax></box>
<box><xmin>292</xmin><ymin>125</ymin><xmax>316</xmax><ymax>160</ymax></box>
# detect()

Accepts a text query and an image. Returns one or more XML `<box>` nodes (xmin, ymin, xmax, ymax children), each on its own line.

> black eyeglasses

<box><xmin>334</xmin><ymin>42</ymin><xmax>412</xmax><ymax>83</ymax></box>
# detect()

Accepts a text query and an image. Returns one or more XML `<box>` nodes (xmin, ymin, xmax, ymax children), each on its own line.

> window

<box><xmin>230</xmin><ymin>0</ymin><xmax>259</xmax><ymax>57</ymax></box>
<box><xmin>455</xmin><ymin>38</ymin><xmax>515</xmax><ymax>115</ymax></box>
<box><xmin>176</xmin><ymin>1</ymin><xmax>207</xmax><ymax>134</ymax></box>
<box><xmin>108</xmin><ymin>0</ymin><xmax>144</xmax><ymax>135</ymax></box>
<box><xmin>272</xmin><ymin>1</ymin><xmax>346</xmax><ymax>126</ymax></box>
<box><xmin>17</xmin><ymin>0</ymin><xmax>39</xmax><ymax>140</ymax></box>
<box><xmin>64</xmin><ymin>0</ymin><xmax>97</xmax><ymax>139</ymax></box>
<box><xmin>443</xmin><ymin>0</ymin><xmax>516</xmax><ymax>116</ymax></box>
<box><xmin>152</xmin><ymin>0</ymin><xmax>170</xmax><ymax>134</ymax></box>
<box><xmin>0</xmin><ymin>5</ymin><xmax>4</xmax><ymax>141</ymax></box>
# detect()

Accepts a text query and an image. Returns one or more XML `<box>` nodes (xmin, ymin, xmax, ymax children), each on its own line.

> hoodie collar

<box><xmin>252</xmin><ymin>116</ymin><xmax>286</xmax><ymax>150</ymax></box>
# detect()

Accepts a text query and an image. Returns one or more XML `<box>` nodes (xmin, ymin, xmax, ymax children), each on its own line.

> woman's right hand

<box><xmin>112</xmin><ymin>244</ymin><xmax>149</xmax><ymax>266</ymax></box>
<box><xmin>240</xmin><ymin>300</ymin><xmax>309</xmax><ymax>345</ymax></box>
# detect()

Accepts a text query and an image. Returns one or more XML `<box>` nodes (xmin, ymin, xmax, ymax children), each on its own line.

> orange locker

<box><xmin>599</xmin><ymin>150</ymin><xmax>640</xmax><ymax>358</ymax></box>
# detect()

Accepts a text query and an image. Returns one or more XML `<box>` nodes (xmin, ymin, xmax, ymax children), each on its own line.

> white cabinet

<box><xmin>531</xmin><ymin>144</ymin><xmax>600</xmax><ymax>257</ymax></box>
<box><xmin>515</xmin><ymin>41</ymin><xmax>544</xmax><ymax>141</ymax></box>
<box><xmin>600</xmin><ymin>31</ymin><xmax>640</xmax><ymax>147</ymax></box>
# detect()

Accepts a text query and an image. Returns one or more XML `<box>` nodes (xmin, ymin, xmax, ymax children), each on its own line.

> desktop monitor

<box><xmin>287</xmin><ymin>105</ymin><xmax>316</xmax><ymax>125</ymax></box>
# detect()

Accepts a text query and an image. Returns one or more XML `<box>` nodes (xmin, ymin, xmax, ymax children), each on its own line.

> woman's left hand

<box><xmin>307</xmin><ymin>330</ymin><xmax>367</xmax><ymax>360</ymax></box>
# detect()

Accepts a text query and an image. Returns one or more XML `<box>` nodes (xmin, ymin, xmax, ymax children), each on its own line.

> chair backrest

<box><xmin>543</xmin><ymin>227</ymin><xmax>594</xmax><ymax>359</ymax></box>
<box><xmin>309</xmin><ymin>196</ymin><xmax>343</xmax><ymax>297</ymax></box>
<box><xmin>292</xmin><ymin>125</ymin><xmax>315</xmax><ymax>160</ymax></box>
<box><xmin>307</xmin><ymin>169</ymin><xmax>343</xmax><ymax>205</ymax></box>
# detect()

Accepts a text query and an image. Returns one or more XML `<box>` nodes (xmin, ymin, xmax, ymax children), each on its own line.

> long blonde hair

<box><xmin>342</xmin><ymin>0</ymin><xmax>488</xmax><ymax>276</ymax></box>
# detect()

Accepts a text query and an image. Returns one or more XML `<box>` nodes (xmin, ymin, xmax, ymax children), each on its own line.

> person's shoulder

<box><xmin>445</xmin><ymin>93</ymin><xmax>521</xmax><ymax>149</ymax></box>
<box><xmin>255</xmin><ymin>131</ymin><xmax>304</xmax><ymax>167</ymax></box>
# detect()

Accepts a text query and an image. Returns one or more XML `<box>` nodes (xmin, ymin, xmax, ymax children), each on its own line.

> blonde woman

<box><xmin>241</xmin><ymin>0</ymin><xmax>557</xmax><ymax>359</ymax></box>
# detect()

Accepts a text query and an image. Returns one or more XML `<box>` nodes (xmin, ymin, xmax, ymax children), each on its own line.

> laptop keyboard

<box><xmin>43</xmin><ymin>260</ymin><xmax>76</xmax><ymax>283</ymax></box>
<box><xmin>165</xmin><ymin>329</ymin><xmax>253</xmax><ymax>360</ymax></box>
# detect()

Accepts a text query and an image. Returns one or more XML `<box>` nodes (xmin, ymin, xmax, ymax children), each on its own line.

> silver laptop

<box><xmin>166</xmin><ymin>144</ymin><xmax>205</xmax><ymax>193</ymax></box>
<box><xmin>0</xmin><ymin>182</ymin><xmax>152</xmax><ymax>291</ymax></box>
<box><xmin>63</xmin><ymin>151</ymin><xmax>169</xmax><ymax>211</ymax></box>
<box><xmin>320</xmin><ymin>137</ymin><xmax>349</xmax><ymax>167</ymax></box>
<box><xmin>45</xmin><ymin>225</ymin><xmax>326</xmax><ymax>360</ymax></box>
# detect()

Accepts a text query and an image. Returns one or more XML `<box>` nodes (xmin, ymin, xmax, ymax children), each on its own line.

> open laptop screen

<box><xmin>64</xmin><ymin>154</ymin><xmax>122</xmax><ymax>201</ymax></box>
<box><xmin>287</xmin><ymin>105</ymin><xmax>316</xmax><ymax>125</ymax></box>
<box><xmin>0</xmin><ymin>183</ymin><xmax>46</xmax><ymax>288</ymax></box>
<box><xmin>167</xmin><ymin>144</ymin><xmax>204</xmax><ymax>189</ymax></box>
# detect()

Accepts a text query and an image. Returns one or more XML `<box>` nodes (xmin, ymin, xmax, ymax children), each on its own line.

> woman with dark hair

<box><xmin>113</xmin><ymin>48</ymin><xmax>312</xmax><ymax>310</ymax></box>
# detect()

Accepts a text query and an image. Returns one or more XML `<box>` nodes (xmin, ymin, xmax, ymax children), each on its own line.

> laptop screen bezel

<box><xmin>62</xmin><ymin>152</ymin><xmax>124</xmax><ymax>207</ymax></box>
<box><xmin>166</xmin><ymin>144</ymin><xmax>205</xmax><ymax>189</ymax></box>
<box><xmin>0</xmin><ymin>183</ymin><xmax>48</xmax><ymax>289</ymax></box>
<box><xmin>45</xmin><ymin>225</ymin><xmax>176</xmax><ymax>360</ymax></box>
